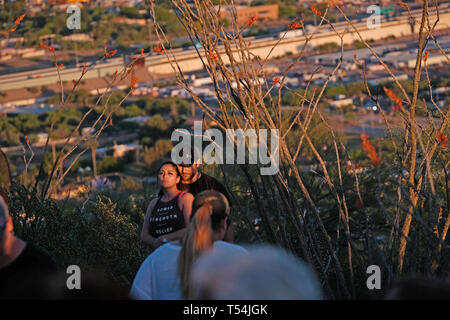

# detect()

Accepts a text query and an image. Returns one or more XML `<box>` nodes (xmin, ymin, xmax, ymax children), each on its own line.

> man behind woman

<box><xmin>131</xmin><ymin>190</ymin><xmax>245</xmax><ymax>299</ymax></box>
<box><xmin>141</xmin><ymin>161</ymin><xmax>194</xmax><ymax>250</ymax></box>
<box><xmin>141</xmin><ymin>154</ymin><xmax>233</xmax><ymax>250</ymax></box>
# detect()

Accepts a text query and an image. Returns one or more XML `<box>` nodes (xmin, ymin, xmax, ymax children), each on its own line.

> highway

<box><xmin>0</xmin><ymin>4</ymin><xmax>449</xmax><ymax>92</ymax></box>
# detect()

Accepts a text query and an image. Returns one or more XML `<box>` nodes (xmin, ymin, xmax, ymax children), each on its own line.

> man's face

<box><xmin>177</xmin><ymin>163</ymin><xmax>198</xmax><ymax>183</ymax></box>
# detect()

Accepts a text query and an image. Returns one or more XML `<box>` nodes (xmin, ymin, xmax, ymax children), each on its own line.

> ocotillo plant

<box><xmin>149</xmin><ymin>0</ymin><xmax>449</xmax><ymax>299</ymax></box>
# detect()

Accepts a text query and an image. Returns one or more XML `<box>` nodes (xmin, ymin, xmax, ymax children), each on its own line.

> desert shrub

<box><xmin>5</xmin><ymin>183</ymin><xmax>149</xmax><ymax>286</ymax></box>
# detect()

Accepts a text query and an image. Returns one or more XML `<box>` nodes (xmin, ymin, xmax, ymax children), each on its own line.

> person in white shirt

<box><xmin>129</xmin><ymin>190</ymin><xmax>247</xmax><ymax>300</ymax></box>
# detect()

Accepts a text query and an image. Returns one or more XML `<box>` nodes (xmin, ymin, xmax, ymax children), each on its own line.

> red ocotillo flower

<box><xmin>109</xmin><ymin>118</ymin><xmax>113</xmax><ymax>126</ymax></box>
<box><xmin>104</xmin><ymin>45</ymin><xmax>117</xmax><ymax>58</ymax></box>
<box><xmin>114</xmin><ymin>69</ymin><xmax>118</xmax><ymax>78</ymax></box>
<box><xmin>153</xmin><ymin>44</ymin><xmax>166</xmax><ymax>54</ymax></box>
<box><xmin>360</xmin><ymin>134</ymin><xmax>381</xmax><ymax>166</ymax></box>
<box><xmin>247</xmin><ymin>15</ymin><xmax>257</xmax><ymax>26</ymax></box>
<box><xmin>288</xmin><ymin>21</ymin><xmax>302</xmax><ymax>30</ymax></box>
<box><xmin>11</xmin><ymin>13</ymin><xmax>26</xmax><ymax>30</ymax></box>
<box><xmin>15</xmin><ymin>13</ymin><xmax>26</xmax><ymax>25</ymax></box>
<box><xmin>40</xmin><ymin>42</ymin><xmax>55</xmax><ymax>52</ymax></box>
<box><xmin>72</xmin><ymin>79</ymin><xmax>76</xmax><ymax>86</ymax></box>
<box><xmin>57</xmin><ymin>63</ymin><xmax>63</xmax><ymax>70</ymax></box>
<box><xmin>423</xmin><ymin>50</ymin><xmax>429</xmax><ymax>63</ymax></box>
<box><xmin>81</xmin><ymin>62</ymin><xmax>87</xmax><ymax>75</ymax></box>
<box><xmin>126</xmin><ymin>65</ymin><xmax>134</xmax><ymax>76</ymax></box>
<box><xmin>140</xmin><ymin>48</ymin><xmax>144</xmax><ymax>56</ymax></box>
<box><xmin>310</xmin><ymin>5</ymin><xmax>322</xmax><ymax>17</ymax></box>
<box><xmin>436</xmin><ymin>131</ymin><xmax>448</xmax><ymax>148</ymax></box>
<box><xmin>130</xmin><ymin>73</ymin><xmax>139</xmax><ymax>89</ymax></box>
<box><xmin>383</xmin><ymin>86</ymin><xmax>403</xmax><ymax>112</ymax></box>
<box><xmin>208</xmin><ymin>49</ymin><xmax>218</xmax><ymax>61</ymax></box>
<box><xmin>25</xmin><ymin>135</ymin><xmax>30</xmax><ymax>145</ymax></box>
<box><xmin>270</xmin><ymin>77</ymin><xmax>281</xmax><ymax>86</ymax></box>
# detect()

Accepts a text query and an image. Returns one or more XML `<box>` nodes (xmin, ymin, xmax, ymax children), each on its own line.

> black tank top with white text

<box><xmin>149</xmin><ymin>192</ymin><xmax>186</xmax><ymax>237</ymax></box>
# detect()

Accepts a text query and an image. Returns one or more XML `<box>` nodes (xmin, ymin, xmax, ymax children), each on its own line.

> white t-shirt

<box><xmin>129</xmin><ymin>241</ymin><xmax>247</xmax><ymax>300</ymax></box>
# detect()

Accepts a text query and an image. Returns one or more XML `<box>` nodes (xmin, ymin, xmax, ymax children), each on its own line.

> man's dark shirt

<box><xmin>182</xmin><ymin>173</ymin><xmax>231</xmax><ymax>203</ymax></box>
<box><xmin>0</xmin><ymin>243</ymin><xmax>58</xmax><ymax>299</ymax></box>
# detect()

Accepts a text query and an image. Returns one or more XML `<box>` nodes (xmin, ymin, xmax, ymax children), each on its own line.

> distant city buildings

<box><xmin>217</xmin><ymin>4</ymin><xmax>279</xmax><ymax>25</ymax></box>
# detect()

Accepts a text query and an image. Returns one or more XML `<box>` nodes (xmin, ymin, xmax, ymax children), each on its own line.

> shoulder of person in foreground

<box><xmin>213</xmin><ymin>240</ymin><xmax>248</xmax><ymax>255</ymax></box>
<box><xmin>0</xmin><ymin>243</ymin><xmax>59</xmax><ymax>299</ymax></box>
<box><xmin>19</xmin><ymin>243</ymin><xmax>58</xmax><ymax>273</ymax></box>
<box><xmin>190</xmin><ymin>244</ymin><xmax>323</xmax><ymax>300</ymax></box>
<box><xmin>129</xmin><ymin>244</ymin><xmax>180</xmax><ymax>300</ymax></box>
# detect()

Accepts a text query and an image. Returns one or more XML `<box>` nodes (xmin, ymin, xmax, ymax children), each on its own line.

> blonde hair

<box><xmin>177</xmin><ymin>190</ymin><xmax>230</xmax><ymax>299</ymax></box>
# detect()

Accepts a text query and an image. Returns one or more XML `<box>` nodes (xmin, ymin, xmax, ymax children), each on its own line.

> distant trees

<box><xmin>153</xmin><ymin>6</ymin><xmax>184</xmax><ymax>34</ymax></box>
<box><xmin>98</xmin><ymin>155</ymin><xmax>122</xmax><ymax>174</ymax></box>
<box><xmin>317</xmin><ymin>42</ymin><xmax>339</xmax><ymax>53</ymax></box>
<box><xmin>0</xmin><ymin>114</ymin><xmax>41</xmax><ymax>146</ymax></box>
<box><xmin>0</xmin><ymin>93</ymin><xmax>192</xmax><ymax>147</ymax></box>
<box><xmin>123</xmin><ymin>104</ymin><xmax>145</xmax><ymax>118</ymax></box>
<box><xmin>6</xmin><ymin>184</ymin><xmax>149</xmax><ymax>284</ymax></box>
<box><xmin>120</xmin><ymin>7</ymin><xmax>141</xmax><ymax>19</ymax></box>
<box><xmin>4</xmin><ymin>2</ymin><xmax>184</xmax><ymax>49</ymax></box>
<box><xmin>142</xmin><ymin>139</ymin><xmax>173</xmax><ymax>174</ymax></box>
<box><xmin>324</xmin><ymin>84</ymin><xmax>347</xmax><ymax>99</ymax></box>
<box><xmin>0</xmin><ymin>150</ymin><xmax>12</xmax><ymax>189</ymax></box>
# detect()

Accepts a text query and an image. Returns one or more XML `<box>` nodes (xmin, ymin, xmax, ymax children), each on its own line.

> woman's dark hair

<box><xmin>156</xmin><ymin>161</ymin><xmax>183</xmax><ymax>197</ymax></box>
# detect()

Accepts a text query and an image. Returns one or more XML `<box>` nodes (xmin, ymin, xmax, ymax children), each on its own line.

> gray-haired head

<box><xmin>190</xmin><ymin>244</ymin><xmax>323</xmax><ymax>300</ymax></box>
<box><xmin>0</xmin><ymin>192</ymin><xmax>8</xmax><ymax>224</ymax></box>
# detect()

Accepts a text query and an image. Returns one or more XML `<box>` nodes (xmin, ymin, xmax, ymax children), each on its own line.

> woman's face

<box><xmin>158</xmin><ymin>164</ymin><xmax>181</xmax><ymax>189</ymax></box>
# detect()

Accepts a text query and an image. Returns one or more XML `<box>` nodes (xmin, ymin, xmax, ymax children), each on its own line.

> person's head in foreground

<box><xmin>0</xmin><ymin>191</ymin><xmax>59</xmax><ymax>299</ymax></box>
<box><xmin>189</xmin><ymin>244</ymin><xmax>324</xmax><ymax>300</ymax></box>
<box><xmin>385</xmin><ymin>276</ymin><xmax>450</xmax><ymax>300</ymax></box>
<box><xmin>178</xmin><ymin>189</ymin><xmax>232</xmax><ymax>299</ymax></box>
<box><xmin>0</xmin><ymin>192</ymin><xmax>8</xmax><ymax>252</ymax></box>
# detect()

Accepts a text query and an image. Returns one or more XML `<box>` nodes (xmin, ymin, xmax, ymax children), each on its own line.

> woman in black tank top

<box><xmin>141</xmin><ymin>162</ymin><xmax>194</xmax><ymax>250</ymax></box>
